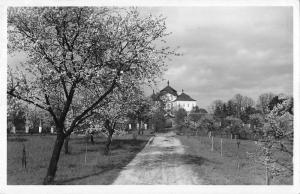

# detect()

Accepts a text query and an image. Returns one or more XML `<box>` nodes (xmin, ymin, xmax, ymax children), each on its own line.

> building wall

<box><xmin>174</xmin><ymin>101</ymin><xmax>196</xmax><ymax>112</ymax></box>
<box><xmin>160</xmin><ymin>93</ymin><xmax>177</xmax><ymax>111</ymax></box>
<box><xmin>158</xmin><ymin>92</ymin><xmax>197</xmax><ymax>112</ymax></box>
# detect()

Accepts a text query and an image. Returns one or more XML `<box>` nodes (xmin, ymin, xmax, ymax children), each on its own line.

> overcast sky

<box><xmin>8</xmin><ymin>7</ymin><xmax>293</xmax><ymax>110</ymax></box>
<box><xmin>142</xmin><ymin>7</ymin><xmax>293</xmax><ymax>109</ymax></box>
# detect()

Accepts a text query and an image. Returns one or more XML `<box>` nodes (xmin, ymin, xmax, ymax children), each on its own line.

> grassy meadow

<box><xmin>177</xmin><ymin>134</ymin><xmax>292</xmax><ymax>185</ymax></box>
<box><xmin>7</xmin><ymin>132</ymin><xmax>152</xmax><ymax>185</ymax></box>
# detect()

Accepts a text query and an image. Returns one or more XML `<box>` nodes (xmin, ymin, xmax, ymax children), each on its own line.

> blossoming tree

<box><xmin>7</xmin><ymin>7</ymin><xmax>175</xmax><ymax>184</ymax></box>
<box><xmin>247</xmin><ymin>95</ymin><xmax>293</xmax><ymax>184</ymax></box>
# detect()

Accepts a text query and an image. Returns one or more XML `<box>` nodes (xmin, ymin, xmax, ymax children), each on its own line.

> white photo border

<box><xmin>0</xmin><ymin>0</ymin><xmax>299</xmax><ymax>194</ymax></box>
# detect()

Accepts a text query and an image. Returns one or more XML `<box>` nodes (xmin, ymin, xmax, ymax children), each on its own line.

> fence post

<box><xmin>211</xmin><ymin>136</ymin><xmax>214</xmax><ymax>151</ymax></box>
<box><xmin>84</xmin><ymin>139</ymin><xmax>88</xmax><ymax>165</ymax></box>
<box><xmin>220</xmin><ymin>138</ymin><xmax>223</xmax><ymax>157</ymax></box>
<box><xmin>265</xmin><ymin>149</ymin><xmax>271</xmax><ymax>185</ymax></box>
<box><xmin>22</xmin><ymin>144</ymin><xmax>27</xmax><ymax>168</ymax></box>
<box><xmin>265</xmin><ymin>166</ymin><xmax>270</xmax><ymax>185</ymax></box>
<box><xmin>236</xmin><ymin>135</ymin><xmax>240</xmax><ymax>170</ymax></box>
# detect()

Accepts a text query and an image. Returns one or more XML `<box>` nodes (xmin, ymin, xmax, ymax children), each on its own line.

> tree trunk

<box><xmin>104</xmin><ymin>120</ymin><xmax>114</xmax><ymax>155</ymax></box>
<box><xmin>90</xmin><ymin>134</ymin><xmax>94</xmax><ymax>144</ymax></box>
<box><xmin>43</xmin><ymin>132</ymin><xmax>65</xmax><ymax>185</ymax></box>
<box><xmin>137</xmin><ymin>124</ymin><xmax>140</xmax><ymax>135</ymax></box>
<box><xmin>64</xmin><ymin>136</ymin><xmax>70</xmax><ymax>154</ymax></box>
<box><xmin>104</xmin><ymin>134</ymin><xmax>112</xmax><ymax>155</ymax></box>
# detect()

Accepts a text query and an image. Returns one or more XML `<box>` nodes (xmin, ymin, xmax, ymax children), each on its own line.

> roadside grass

<box><xmin>177</xmin><ymin>134</ymin><xmax>292</xmax><ymax>185</ymax></box>
<box><xmin>7</xmin><ymin>132</ymin><xmax>152</xmax><ymax>185</ymax></box>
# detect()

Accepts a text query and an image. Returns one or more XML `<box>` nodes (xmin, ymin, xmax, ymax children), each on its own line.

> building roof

<box><xmin>160</xmin><ymin>85</ymin><xmax>178</xmax><ymax>97</ymax></box>
<box><xmin>151</xmin><ymin>81</ymin><xmax>197</xmax><ymax>102</ymax></box>
<box><xmin>175</xmin><ymin>92</ymin><xmax>196</xmax><ymax>101</ymax></box>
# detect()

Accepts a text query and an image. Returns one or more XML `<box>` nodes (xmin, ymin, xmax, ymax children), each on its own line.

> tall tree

<box><xmin>232</xmin><ymin>94</ymin><xmax>243</xmax><ymax>118</ymax></box>
<box><xmin>226</xmin><ymin>100</ymin><xmax>236</xmax><ymax>116</ymax></box>
<box><xmin>241</xmin><ymin>96</ymin><xmax>254</xmax><ymax>109</ymax></box>
<box><xmin>256</xmin><ymin>93</ymin><xmax>275</xmax><ymax>115</ymax></box>
<box><xmin>7</xmin><ymin>7</ymin><xmax>175</xmax><ymax>184</ymax></box>
<box><xmin>211</xmin><ymin>99</ymin><xmax>224</xmax><ymax>118</ymax></box>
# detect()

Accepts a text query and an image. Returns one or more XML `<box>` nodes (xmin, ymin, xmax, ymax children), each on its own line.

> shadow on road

<box><xmin>134</xmin><ymin>152</ymin><xmax>218</xmax><ymax>170</ymax></box>
<box><xmin>54</xmin><ymin>137</ymin><xmax>150</xmax><ymax>185</ymax></box>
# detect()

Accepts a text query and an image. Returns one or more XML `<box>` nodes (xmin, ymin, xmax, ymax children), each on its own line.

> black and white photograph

<box><xmin>1</xmin><ymin>0</ymin><xmax>299</xmax><ymax>193</ymax></box>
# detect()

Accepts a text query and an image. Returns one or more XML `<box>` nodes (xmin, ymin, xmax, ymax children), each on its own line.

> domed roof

<box><xmin>160</xmin><ymin>85</ymin><xmax>178</xmax><ymax>97</ymax></box>
<box><xmin>156</xmin><ymin>80</ymin><xmax>178</xmax><ymax>97</ymax></box>
<box><xmin>151</xmin><ymin>81</ymin><xmax>197</xmax><ymax>102</ymax></box>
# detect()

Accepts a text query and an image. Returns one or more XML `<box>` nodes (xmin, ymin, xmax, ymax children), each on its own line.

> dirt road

<box><xmin>113</xmin><ymin>131</ymin><xmax>205</xmax><ymax>184</ymax></box>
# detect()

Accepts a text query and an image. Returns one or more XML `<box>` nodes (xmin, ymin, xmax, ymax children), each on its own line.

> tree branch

<box><xmin>44</xmin><ymin>94</ymin><xmax>59</xmax><ymax>126</ymax></box>
<box><xmin>8</xmin><ymin>91</ymin><xmax>48</xmax><ymax>111</ymax></box>
<box><xmin>67</xmin><ymin>76</ymin><xmax>119</xmax><ymax>134</ymax></box>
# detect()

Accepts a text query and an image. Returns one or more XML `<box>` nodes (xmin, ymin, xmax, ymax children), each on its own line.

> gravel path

<box><xmin>113</xmin><ymin>131</ymin><xmax>205</xmax><ymax>184</ymax></box>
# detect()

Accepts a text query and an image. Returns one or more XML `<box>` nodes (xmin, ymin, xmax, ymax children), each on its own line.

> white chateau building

<box><xmin>152</xmin><ymin>81</ymin><xmax>197</xmax><ymax>112</ymax></box>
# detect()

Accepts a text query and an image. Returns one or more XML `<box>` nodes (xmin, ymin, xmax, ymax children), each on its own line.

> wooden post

<box><xmin>265</xmin><ymin>148</ymin><xmax>271</xmax><ymax>185</ymax></box>
<box><xmin>265</xmin><ymin>166</ymin><xmax>270</xmax><ymax>185</ymax></box>
<box><xmin>22</xmin><ymin>144</ymin><xmax>27</xmax><ymax>168</ymax></box>
<box><xmin>220</xmin><ymin>138</ymin><xmax>223</xmax><ymax>157</ymax></box>
<box><xmin>84</xmin><ymin>140</ymin><xmax>87</xmax><ymax>165</ymax></box>
<box><xmin>236</xmin><ymin>136</ymin><xmax>240</xmax><ymax>170</ymax></box>
<box><xmin>211</xmin><ymin>136</ymin><xmax>214</xmax><ymax>151</ymax></box>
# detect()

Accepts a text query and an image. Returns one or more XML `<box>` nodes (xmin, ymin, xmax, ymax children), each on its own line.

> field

<box><xmin>7</xmin><ymin>129</ymin><xmax>292</xmax><ymax>185</ymax></box>
<box><xmin>177</xmin><ymin>134</ymin><xmax>292</xmax><ymax>185</ymax></box>
<box><xmin>7</xmin><ymin>132</ymin><xmax>152</xmax><ymax>185</ymax></box>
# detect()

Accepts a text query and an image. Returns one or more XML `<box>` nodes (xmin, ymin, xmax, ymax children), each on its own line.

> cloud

<box><xmin>7</xmin><ymin>7</ymin><xmax>293</xmax><ymax>110</ymax></box>
<box><xmin>143</xmin><ymin>7</ymin><xmax>293</xmax><ymax>109</ymax></box>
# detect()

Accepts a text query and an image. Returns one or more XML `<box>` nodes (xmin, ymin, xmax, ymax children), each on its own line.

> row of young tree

<box><xmin>174</xmin><ymin>93</ymin><xmax>293</xmax><ymax>183</ymax></box>
<box><xmin>174</xmin><ymin>93</ymin><xmax>293</xmax><ymax>139</ymax></box>
<box><xmin>7</xmin><ymin>7</ymin><xmax>176</xmax><ymax>184</ymax></box>
<box><xmin>208</xmin><ymin>93</ymin><xmax>293</xmax><ymax>137</ymax></box>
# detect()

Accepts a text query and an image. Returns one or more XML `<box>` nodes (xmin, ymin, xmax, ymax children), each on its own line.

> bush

<box><xmin>150</xmin><ymin>108</ymin><xmax>166</xmax><ymax>132</ymax></box>
<box><xmin>174</xmin><ymin>108</ymin><xmax>187</xmax><ymax>126</ymax></box>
